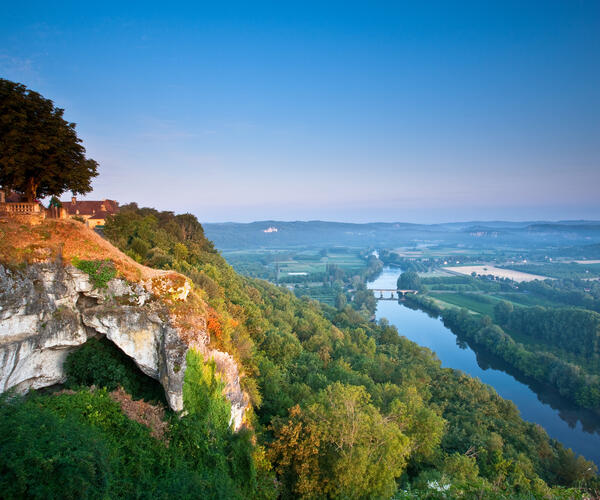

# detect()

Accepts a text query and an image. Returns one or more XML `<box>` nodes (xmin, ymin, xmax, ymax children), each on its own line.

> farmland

<box><xmin>500</xmin><ymin>262</ymin><xmax>600</xmax><ymax>279</ymax></box>
<box><xmin>223</xmin><ymin>248</ymin><xmax>369</xmax><ymax>281</ymax></box>
<box><xmin>444</xmin><ymin>265</ymin><xmax>550</xmax><ymax>282</ymax></box>
<box><xmin>428</xmin><ymin>292</ymin><xmax>498</xmax><ymax>316</ymax></box>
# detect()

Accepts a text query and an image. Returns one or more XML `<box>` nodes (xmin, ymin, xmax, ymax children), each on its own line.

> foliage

<box><xmin>0</xmin><ymin>395</ymin><xmax>110</xmax><ymax>500</ymax></box>
<box><xmin>1</xmin><ymin>371</ymin><xmax>272</xmax><ymax>499</ymax></box>
<box><xmin>0</xmin><ymin>78</ymin><xmax>98</xmax><ymax>201</ymax></box>
<box><xmin>72</xmin><ymin>258</ymin><xmax>117</xmax><ymax>288</ymax></box>
<box><xmin>269</xmin><ymin>383</ymin><xmax>412</xmax><ymax>498</ymax></box>
<box><xmin>0</xmin><ymin>390</ymin><xmax>202</xmax><ymax>499</ymax></box>
<box><xmin>397</xmin><ymin>270</ymin><xmax>422</xmax><ymax>291</ymax></box>
<box><xmin>441</xmin><ymin>306</ymin><xmax>600</xmax><ymax>409</ymax></box>
<box><xmin>170</xmin><ymin>349</ymin><xmax>275</xmax><ymax>499</ymax></box>
<box><xmin>99</xmin><ymin>204</ymin><xmax>600</xmax><ymax>496</ymax></box>
<box><xmin>64</xmin><ymin>337</ymin><xmax>166</xmax><ymax>403</ymax></box>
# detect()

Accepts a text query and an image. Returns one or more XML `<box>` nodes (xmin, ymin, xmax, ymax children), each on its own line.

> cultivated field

<box><xmin>417</xmin><ymin>269</ymin><xmax>456</xmax><ymax>278</ymax></box>
<box><xmin>443</xmin><ymin>265</ymin><xmax>550</xmax><ymax>282</ymax></box>
<box><xmin>429</xmin><ymin>292</ymin><xmax>497</xmax><ymax>316</ymax></box>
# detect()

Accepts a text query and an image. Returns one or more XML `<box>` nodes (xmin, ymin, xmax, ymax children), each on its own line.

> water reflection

<box><xmin>369</xmin><ymin>268</ymin><xmax>600</xmax><ymax>466</ymax></box>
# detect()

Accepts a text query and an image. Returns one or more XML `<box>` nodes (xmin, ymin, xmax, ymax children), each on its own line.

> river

<box><xmin>368</xmin><ymin>267</ymin><xmax>600</xmax><ymax>467</ymax></box>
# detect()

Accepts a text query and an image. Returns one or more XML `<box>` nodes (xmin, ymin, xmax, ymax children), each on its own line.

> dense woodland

<box><xmin>2</xmin><ymin>205</ymin><xmax>599</xmax><ymax>499</ymax></box>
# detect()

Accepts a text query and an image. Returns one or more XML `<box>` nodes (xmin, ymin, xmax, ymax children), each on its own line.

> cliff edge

<box><xmin>0</xmin><ymin>218</ymin><xmax>248</xmax><ymax>429</ymax></box>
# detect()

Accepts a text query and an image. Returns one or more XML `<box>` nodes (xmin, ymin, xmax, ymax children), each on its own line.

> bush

<box><xmin>0</xmin><ymin>395</ymin><xmax>110</xmax><ymax>500</ymax></box>
<box><xmin>64</xmin><ymin>337</ymin><xmax>165</xmax><ymax>403</ymax></box>
<box><xmin>72</xmin><ymin>258</ymin><xmax>117</xmax><ymax>288</ymax></box>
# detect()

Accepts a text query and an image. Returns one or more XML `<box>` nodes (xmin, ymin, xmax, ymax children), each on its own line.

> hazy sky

<box><xmin>1</xmin><ymin>1</ymin><xmax>599</xmax><ymax>222</ymax></box>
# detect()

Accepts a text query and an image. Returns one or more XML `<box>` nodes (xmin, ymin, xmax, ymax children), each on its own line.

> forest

<box><xmin>2</xmin><ymin>205</ymin><xmax>598</xmax><ymax>499</ymax></box>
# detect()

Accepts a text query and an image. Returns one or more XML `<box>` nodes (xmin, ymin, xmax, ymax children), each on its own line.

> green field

<box><xmin>223</xmin><ymin>248</ymin><xmax>369</xmax><ymax>281</ymax></box>
<box><xmin>489</xmin><ymin>292</ymin><xmax>563</xmax><ymax>308</ymax></box>
<box><xmin>428</xmin><ymin>290</ymin><xmax>568</xmax><ymax>317</ymax></box>
<box><xmin>429</xmin><ymin>292</ymin><xmax>498</xmax><ymax>316</ymax></box>
<box><xmin>278</xmin><ymin>252</ymin><xmax>364</xmax><ymax>276</ymax></box>
<box><xmin>392</xmin><ymin>247</ymin><xmax>497</xmax><ymax>258</ymax></box>
<box><xmin>418</xmin><ymin>269</ymin><xmax>455</xmax><ymax>278</ymax></box>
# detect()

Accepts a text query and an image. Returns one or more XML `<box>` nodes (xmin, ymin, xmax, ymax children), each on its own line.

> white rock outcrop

<box><xmin>0</xmin><ymin>263</ymin><xmax>248</xmax><ymax>430</ymax></box>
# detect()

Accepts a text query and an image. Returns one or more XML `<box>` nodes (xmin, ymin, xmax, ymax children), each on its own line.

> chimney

<box><xmin>71</xmin><ymin>195</ymin><xmax>77</xmax><ymax>204</ymax></box>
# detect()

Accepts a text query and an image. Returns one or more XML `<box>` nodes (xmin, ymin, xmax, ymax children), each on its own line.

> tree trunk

<box><xmin>26</xmin><ymin>178</ymin><xmax>38</xmax><ymax>202</ymax></box>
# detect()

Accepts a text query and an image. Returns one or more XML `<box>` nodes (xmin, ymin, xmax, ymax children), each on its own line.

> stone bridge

<box><xmin>371</xmin><ymin>288</ymin><xmax>418</xmax><ymax>300</ymax></box>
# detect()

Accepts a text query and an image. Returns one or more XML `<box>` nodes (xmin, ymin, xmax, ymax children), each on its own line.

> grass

<box><xmin>278</xmin><ymin>261</ymin><xmax>326</xmax><ymax>275</ymax></box>
<box><xmin>429</xmin><ymin>292</ymin><xmax>497</xmax><ymax>316</ymax></box>
<box><xmin>489</xmin><ymin>292</ymin><xmax>563</xmax><ymax>308</ymax></box>
<box><xmin>72</xmin><ymin>258</ymin><xmax>117</xmax><ymax>288</ymax></box>
<box><xmin>429</xmin><ymin>289</ymin><xmax>567</xmax><ymax>317</ymax></box>
<box><xmin>418</xmin><ymin>269</ymin><xmax>455</xmax><ymax>278</ymax></box>
<box><xmin>224</xmin><ymin>248</ymin><xmax>369</xmax><ymax>280</ymax></box>
<box><xmin>0</xmin><ymin>218</ymin><xmax>166</xmax><ymax>282</ymax></box>
<box><xmin>391</xmin><ymin>247</ymin><xmax>495</xmax><ymax>258</ymax></box>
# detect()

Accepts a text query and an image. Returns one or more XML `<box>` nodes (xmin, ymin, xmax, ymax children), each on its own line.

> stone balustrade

<box><xmin>0</xmin><ymin>202</ymin><xmax>42</xmax><ymax>215</ymax></box>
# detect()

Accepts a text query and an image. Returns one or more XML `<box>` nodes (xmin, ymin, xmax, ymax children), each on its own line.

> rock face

<box><xmin>0</xmin><ymin>262</ymin><xmax>248</xmax><ymax>429</ymax></box>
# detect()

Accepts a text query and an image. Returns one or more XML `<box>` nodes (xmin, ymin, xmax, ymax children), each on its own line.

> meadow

<box><xmin>428</xmin><ymin>292</ymin><xmax>498</xmax><ymax>316</ymax></box>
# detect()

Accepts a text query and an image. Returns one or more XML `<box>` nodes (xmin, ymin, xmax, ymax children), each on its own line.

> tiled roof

<box><xmin>89</xmin><ymin>211</ymin><xmax>111</xmax><ymax>220</ymax></box>
<box><xmin>63</xmin><ymin>199</ymin><xmax>119</xmax><ymax>216</ymax></box>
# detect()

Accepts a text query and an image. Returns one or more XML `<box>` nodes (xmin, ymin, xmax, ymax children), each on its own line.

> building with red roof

<box><xmin>62</xmin><ymin>196</ymin><xmax>119</xmax><ymax>228</ymax></box>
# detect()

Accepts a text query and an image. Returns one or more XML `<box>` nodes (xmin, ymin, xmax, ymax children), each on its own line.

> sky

<box><xmin>1</xmin><ymin>1</ymin><xmax>599</xmax><ymax>223</ymax></box>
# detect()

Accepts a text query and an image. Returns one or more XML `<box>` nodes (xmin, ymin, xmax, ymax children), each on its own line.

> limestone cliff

<box><xmin>0</xmin><ymin>257</ymin><xmax>248</xmax><ymax>430</ymax></box>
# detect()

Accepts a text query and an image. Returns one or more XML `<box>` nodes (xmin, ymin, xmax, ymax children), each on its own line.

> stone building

<box><xmin>62</xmin><ymin>196</ymin><xmax>119</xmax><ymax>228</ymax></box>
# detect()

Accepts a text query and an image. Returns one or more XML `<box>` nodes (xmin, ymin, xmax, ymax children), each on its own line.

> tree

<box><xmin>494</xmin><ymin>300</ymin><xmax>513</xmax><ymax>326</ymax></box>
<box><xmin>334</xmin><ymin>292</ymin><xmax>347</xmax><ymax>311</ymax></box>
<box><xmin>268</xmin><ymin>383</ymin><xmax>411</xmax><ymax>499</ymax></box>
<box><xmin>397</xmin><ymin>271</ymin><xmax>422</xmax><ymax>291</ymax></box>
<box><xmin>0</xmin><ymin>79</ymin><xmax>98</xmax><ymax>201</ymax></box>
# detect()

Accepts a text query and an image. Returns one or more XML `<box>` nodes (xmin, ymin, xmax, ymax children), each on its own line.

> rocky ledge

<box><xmin>0</xmin><ymin>262</ymin><xmax>248</xmax><ymax>430</ymax></box>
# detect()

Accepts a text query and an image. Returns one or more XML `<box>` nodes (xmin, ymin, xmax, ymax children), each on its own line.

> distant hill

<box><xmin>203</xmin><ymin>220</ymin><xmax>600</xmax><ymax>250</ymax></box>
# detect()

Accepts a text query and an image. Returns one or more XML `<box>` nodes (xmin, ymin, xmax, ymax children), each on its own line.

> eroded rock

<box><xmin>0</xmin><ymin>263</ymin><xmax>248</xmax><ymax>429</ymax></box>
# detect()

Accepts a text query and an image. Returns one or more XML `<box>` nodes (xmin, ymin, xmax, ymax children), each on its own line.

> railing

<box><xmin>0</xmin><ymin>202</ymin><xmax>43</xmax><ymax>215</ymax></box>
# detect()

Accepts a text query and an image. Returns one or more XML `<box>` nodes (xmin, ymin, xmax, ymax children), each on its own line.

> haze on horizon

<box><xmin>1</xmin><ymin>1</ymin><xmax>598</xmax><ymax>224</ymax></box>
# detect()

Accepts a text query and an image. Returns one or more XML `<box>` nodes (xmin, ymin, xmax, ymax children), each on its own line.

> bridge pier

<box><xmin>372</xmin><ymin>288</ymin><xmax>418</xmax><ymax>300</ymax></box>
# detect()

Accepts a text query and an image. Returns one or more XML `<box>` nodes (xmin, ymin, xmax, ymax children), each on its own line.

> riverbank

<box><xmin>369</xmin><ymin>267</ymin><xmax>600</xmax><ymax>467</ymax></box>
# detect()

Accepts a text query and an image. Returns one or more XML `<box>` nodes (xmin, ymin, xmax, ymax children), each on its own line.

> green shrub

<box><xmin>64</xmin><ymin>337</ymin><xmax>165</xmax><ymax>403</ymax></box>
<box><xmin>72</xmin><ymin>258</ymin><xmax>117</xmax><ymax>288</ymax></box>
<box><xmin>0</xmin><ymin>395</ymin><xmax>110</xmax><ymax>500</ymax></box>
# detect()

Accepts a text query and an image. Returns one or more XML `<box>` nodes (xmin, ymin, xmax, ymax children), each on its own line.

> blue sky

<box><xmin>1</xmin><ymin>1</ymin><xmax>599</xmax><ymax>222</ymax></box>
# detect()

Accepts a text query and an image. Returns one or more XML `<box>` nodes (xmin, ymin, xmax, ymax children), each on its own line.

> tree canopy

<box><xmin>397</xmin><ymin>270</ymin><xmax>422</xmax><ymax>291</ymax></box>
<box><xmin>0</xmin><ymin>78</ymin><xmax>98</xmax><ymax>201</ymax></box>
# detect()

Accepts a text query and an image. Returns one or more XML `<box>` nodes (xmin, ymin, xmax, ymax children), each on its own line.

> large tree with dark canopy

<box><xmin>397</xmin><ymin>270</ymin><xmax>422</xmax><ymax>291</ymax></box>
<box><xmin>0</xmin><ymin>78</ymin><xmax>98</xmax><ymax>201</ymax></box>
